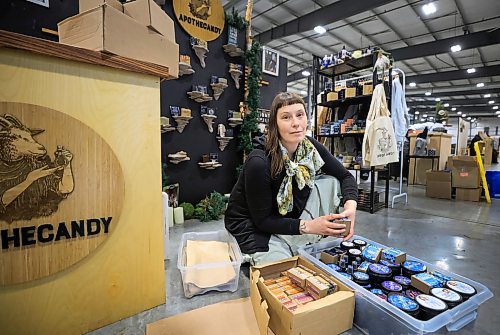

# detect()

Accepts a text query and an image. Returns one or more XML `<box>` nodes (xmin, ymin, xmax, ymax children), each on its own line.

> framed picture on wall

<box><xmin>262</xmin><ymin>46</ymin><xmax>279</xmax><ymax>76</ymax></box>
<box><xmin>27</xmin><ymin>0</ymin><xmax>49</xmax><ymax>7</ymax></box>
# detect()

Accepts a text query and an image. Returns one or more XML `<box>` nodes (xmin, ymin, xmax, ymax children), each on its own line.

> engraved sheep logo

<box><xmin>0</xmin><ymin>114</ymin><xmax>74</xmax><ymax>223</ymax></box>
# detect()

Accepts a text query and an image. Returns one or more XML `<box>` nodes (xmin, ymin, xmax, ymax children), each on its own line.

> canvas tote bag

<box><xmin>362</xmin><ymin>84</ymin><xmax>399</xmax><ymax>166</ymax></box>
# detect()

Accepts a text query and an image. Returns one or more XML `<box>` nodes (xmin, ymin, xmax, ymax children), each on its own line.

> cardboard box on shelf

<box><xmin>123</xmin><ymin>0</ymin><xmax>175</xmax><ymax>40</ymax></box>
<box><xmin>79</xmin><ymin>0</ymin><xmax>123</xmax><ymax>13</ymax></box>
<box><xmin>426</xmin><ymin>170</ymin><xmax>452</xmax><ymax>199</ymax></box>
<box><xmin>456</xmin><ymin>188</ymin><xmax>482</xmax><ymax>202</ymax></box>
<box><xmin>362</xmin><ymin>83</ymin><xmax>373</xmax><ymax>95</ymax></box>
<box><xmin>327</xmin><ymin>91</ymin><xmax>338</xmax><ymax>101</ymax></box>
<box><xmin>251</xmin><ymin>256</ymin><xmax>354</xmax><ymax>335</ymax></box>
<box><xmin>345</xmin><ymin>87</ymin><xmax>356</xmax><ymax>98</ymax></box>
<box><xmin>448</xmin><ymin>156</ymin><xmax>480</xmax><ymax>189</ymax></box>
<box><xmin>58</xmin><ymin>4</ymin><xmax>179</xmax><ymax>77</ymax></box>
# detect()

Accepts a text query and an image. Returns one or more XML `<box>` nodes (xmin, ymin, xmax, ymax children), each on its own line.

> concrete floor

<box><xmin>88</xmin><ymin>180</ymin><xmax>500</xmax><ymax>335</ymax></box>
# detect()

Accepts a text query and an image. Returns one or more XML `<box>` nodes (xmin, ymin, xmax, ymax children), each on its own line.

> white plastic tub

<box><xmin>298</xmin><ymin>235</ymin><xmax>493</xmax><ymax>334</ymax></box>
<box><xmin>177</xmin><ymin>230</ymin><xmax>242</xmax><ymax>298</ymax></box>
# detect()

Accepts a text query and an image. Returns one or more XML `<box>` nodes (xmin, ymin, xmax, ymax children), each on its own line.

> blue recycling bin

<box><xmin>486</xmin><ymin>171</ymin><xmax>500</xmax><ymax>199</ymax></box>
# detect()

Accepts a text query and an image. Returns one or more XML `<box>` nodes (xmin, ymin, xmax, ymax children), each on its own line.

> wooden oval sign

<box><xmin>173</xmin><ymin>0</ymin><xmax>225</xmax><ymax>41</ymax></box>
<box><xmin>0</xmin><ymin>102</ymin><xmax>125</xmax><ymax>285</ymax></box>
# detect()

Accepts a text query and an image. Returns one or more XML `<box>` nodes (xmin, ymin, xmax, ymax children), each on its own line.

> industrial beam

<box><xmin>407</xmin><ymin>98</ymin><xmax>495</xmax><ymax>106</ymax></box>
<box><xmin>287</xmin><ymin>66</ymin><xmax>313</xmax><ymax>83</ymax></box>
<box><xmin>255</xmin><ymin>0</ymin><xmax>397</xmax><ymax>44</ymax></box>
<box><xmin>391</xmin><ymin>29</ymin><xmax>500</xmax><ymax>61</ymax></box>
<box><xmin>406</xmin><ymin>88</ymin><xmax>500</xmax><ymax>97</ymax></box>
<box><xmin>410</xmin><ymin>106</ymin><xmax>496</xmax><ymax>113</ymax></box>
<box><xmin>406</xmin><ymin>65</ymin><xmax>500</xmax><ymax>84</ymax></box>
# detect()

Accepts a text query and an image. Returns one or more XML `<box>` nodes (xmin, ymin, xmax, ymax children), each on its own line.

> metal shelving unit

<box><xmin>312</xmin><ymin>52</ymin><xmax>392</xmax><ymax>214</ymax></box>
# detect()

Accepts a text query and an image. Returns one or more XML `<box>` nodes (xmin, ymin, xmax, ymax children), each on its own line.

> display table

<box><xmin>0</xmin><ymin>30</ymin><xmax>173</xmax><ymax>334</ymax></box>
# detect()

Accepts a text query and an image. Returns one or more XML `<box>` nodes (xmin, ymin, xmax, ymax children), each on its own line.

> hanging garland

<box><xmin>238</xmin><ymin>40</ymin><xmax>262</xmax><ymax>155</ymax></box>
<box><xmin>225</xmin><ymin>7</ymin><xmax>247</xmax><ymax>30</ymax></box>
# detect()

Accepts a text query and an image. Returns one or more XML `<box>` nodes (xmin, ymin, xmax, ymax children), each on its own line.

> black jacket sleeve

<box><xmin>244</xmin><ymin>153</ymin><xmax>301</xmax><ymax>235</ymax></box>
<box><xmin>309</xmin><ymin>137</ymin><xmax>359</xmax><ymax>203</ymax></box>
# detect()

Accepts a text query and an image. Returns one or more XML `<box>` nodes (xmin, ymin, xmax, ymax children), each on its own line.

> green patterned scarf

<box><xmin>277</xmin><ymin>138</ymin><xmax>325</xmax><ymax>215</ymax></box>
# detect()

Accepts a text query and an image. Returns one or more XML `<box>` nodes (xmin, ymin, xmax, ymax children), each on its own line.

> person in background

<box><xmin>225</xmin><ymin>92</ymin><xmax>358</xmax><ymax>265</ymax></box>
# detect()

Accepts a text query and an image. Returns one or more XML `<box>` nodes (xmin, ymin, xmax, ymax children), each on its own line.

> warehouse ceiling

<box><xmin>222</xmin><ymin>0</ymin><xmax>500</xmax><ymax>119</ymax></box>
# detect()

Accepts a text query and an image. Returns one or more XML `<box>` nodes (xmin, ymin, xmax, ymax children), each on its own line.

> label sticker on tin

<box><xmin>382</xmin><ymin>281</ymin><xmax>402</xmax><ymax>292</ymax></box>
<box><xmin>326</xmin><ymin>263</ymin><xmax>341</xmax><ymax>272</ymax></box>
<box><xmin>342</xmin><ymin>241</ymin><xmax>354</xmax><ymax>248</ymax></box>
<box><xmin>403</xmin><ymin>260</ymin><xmax>427</xmax><ymax>272</ymax></box>
<box><xmin>353</xmin><ymin>272</ymin><xmax>369</xmax><ymax>281</ymax></box>
<box><xmin>388</xmin><ymin>295</ymin><xmax>418</xmax><ymax>311</ymax></box>
<box><xmin>394</xmin><ymin>276</ymin><xmax>411</xmax><ymax>286</ymax></box>
<box><xmin>431</xmin><ymin>288</ymin><xmax>461</xmax><ymax>302</ymax></box>
<box><xmin>405</xmin><ymin>289</ymin><xmax>422</xmax><ymax>300</ymax></box>
<box><xmin>349</xmin><ymin>249</ymin><xmax>361</xmax><ymax>256</ymax></box>
<box><xmin>338</xmin><ymin>272</ymin><xmax>353</xmax><ymax>280</ymax></box>
<box><xmin>353</xmin><ymin>239</ymin><xmax>366</xmax><ymax>245</ymax></box>
<box><xmin>370</xmin><ymin>288</ymin><xmax>383</xmax><ymax>295</ymax></box>
<box><xmin>369</xmin><ymin>263</ymin><xmax>391</xmax><ymax>275</ymax></box>
<box><xmin>416</xmin><ymin>294</ymin><xmax>447</xmax><ymax>310</ymax></box>
<box><xmin>447</xmin><ymin>281</ymin><xmax>475</xmax><ymax>295</ymax></box>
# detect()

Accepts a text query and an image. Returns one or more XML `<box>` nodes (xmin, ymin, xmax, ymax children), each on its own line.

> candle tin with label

<box><xmin>388</xmin><ymin>294</ymin><xmax>420</xmax><ymax>317</ymax></box>
<box><xmin>446</xmin><ymin>280</ymin><xmax>476</xmax><ymax>301</ymax></box>
<box><xmin>381</xmin><ymin>281</ymin><xmax>403</xmax><ymax>295</ymax></box>
<box><xmin>352</xmin><ymin>239</ymin><xmax>367</xmax><ymax>249</ymax></box>
<box><xmin>340</xmin><ymin>241</ymin><xmax>355</xmax><ymax>251</ymax></box>
<box><xmin>402</xmin><ymin>260</ymin><xmax>427</xmax><ymax>277</ymax></box>
<box><xmin>338</xmin><ymin>272</ymin><xmax>353</xmax><ymax>281</ymax></box>
<box><xmin>353</xmin><ymin>271</ymin><xmax>370</xmax><ymax>286</ymax></box>
<box><xmin>393</xmin><ymin>276</ymin><xmax>412</xmax><ymax>290</ymax></box>
<box><xmin>430</xmin><ymin>288</ymin><xmax>463</xmax><ymax>309</ymax></box>
<box><xmin>415</xmin><ymin>294</ymin><xmax>448</xmax><ymax>320</ymax></box>
<box><xmin>370</xmin><ymin>288</ymin><xmax>387</xmax><ymax>300</ymax></box>
<box><xmin>405</xmin><ymin>289</ymin><xmax>423</xmax><ymax>300</ymax></box>
<box><xmin>367</xmin><ymin>264</ymin><xmax>392</xmax><ymax>286</ymax></box>
<box><xmin>348</xmin><ymin>248</ymin><xmax>362</xmax><ymax>264</ymax></box>
<box><xmin>380</xmin><ymin>259</ymin><xmax>401</xmax><ymax>276</ymax></box>
<box><xmin>326</xmin><ymin>263</ymin><xmax>341</xmax><ymax>272</ymax></box>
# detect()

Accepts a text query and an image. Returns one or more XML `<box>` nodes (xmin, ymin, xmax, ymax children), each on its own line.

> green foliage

<box><xmin>179</xmin><ymin>202</ymin><xmax>195</xmax><ymax>220</ymax></box>
<box><xmin>161</xmin><ymin>163</ymin><xmax>169</xmax><ymax>191</ymax></box>
<box><xmin>238</xmin><ymin>41</ymin><xmax>262</xmax><ymax>156</ymax></box>
<box><xmin>225</xmin><ymin>7</ymin><xmax>247</xmax><ymax>30</ymax></box>
<box><xmin>435</xmin><ymin>101</ymin><xmax>448</xmax><ymax>122</ymax></box>
<box><xmin>194</xmin><ymin>192</ymin><xmax>228</xmax><ymax>222</ymax></box>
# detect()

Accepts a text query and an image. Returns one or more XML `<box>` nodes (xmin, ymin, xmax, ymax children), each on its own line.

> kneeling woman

<box><xmin>225</xmin><ymin>92</ymin><xmax>358</xmax><ymax>265</ymax></box>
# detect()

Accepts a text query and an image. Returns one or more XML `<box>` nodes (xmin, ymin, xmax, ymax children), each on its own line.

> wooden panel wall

<box><xmin>0</xmin><ymin>48</ymin><xmax>165</xmax><ymax>334</ymax></box>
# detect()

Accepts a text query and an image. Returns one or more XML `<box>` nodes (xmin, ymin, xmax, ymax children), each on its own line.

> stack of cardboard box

<box><xmin>449</xmin><ymin>156</ymin><xmax>482</xmax><ymax>201</ymax></box>
<box><xmin>58</xmin><ymin>0</ymin><xmax>178</xmax><ymax>77</ymax></box>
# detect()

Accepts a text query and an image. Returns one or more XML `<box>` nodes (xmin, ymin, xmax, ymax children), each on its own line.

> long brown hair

<box><xmin>266</xmin><ymin>92</ymin><xmax>306</xmax><ymax>178</ymax></box>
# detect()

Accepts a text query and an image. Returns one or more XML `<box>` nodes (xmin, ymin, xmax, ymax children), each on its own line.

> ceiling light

<box><xmin>451</xmin><ymin>44</ymin><xmax>462</xmax><ymax>53</ymax></box>
<box><xmin>498</xmin><ymin>115</ymin><xmax>500</xmax><ymax>118</ymax></box>
<box><xmin>415</xmin><ymin>111</ymin><xmax>420</xmax><ymax>114</ymax></box>
<box><xmin>451</xmin><ymin>107</ymin><xmax>457</xmax><ymax>111</ymax></box>
<box><xmin>425</xmin><ymin>91</ymin><xmax>431</xmax><ymax>96</ymax></box>
<box><xmin>422</xmin><ymin>3</ymin><xmax>437</xmax><ymax>15</ymax></box>
<box><xmin>488</xmin><ymin>100</ymin><xmax>495</xmax><ymax>104</ymax></box>
<box><xmin>494</xmin><ymin>106</ymin><xmax>499</xmax><ymax>110</ymax></box>
<box><xmin>496</xmin><ymin>111</ymin><xmax>500</xmax><ymax>114</ymax></box>
<box><xmin>409</xmin><ymin>82</ymin><xmax>416</xmax><ymax>87</ymax></box>
<box><xmin>476</xmin><ymin>83</ymin><xmax>484</xmax><ymax>88</ymax></box>
<box><xmin>444</xmin><ymin>103</ymin><xmax>449</xmax><ymax>107</ymax></box>
<box><xmin>457</xmin><ymin>111</ymin><xmax>462</xmax><ymax>115</ymax></box>
<box><xmin>314</xmin><ymin>25</ymin><xmax>326</xmax><ymax>34</ymax></box>
<box><xmin>484</xmin><ymin>94</ymin><xmax>491</xmax><ymax>98</ymax></box>
<box><xmin>467</xmin><ymin>68</ymin><xmax>476</xmax><ymax>74</ymax></box>
<box><xmin>435</xmin><ymin>98</ymin><xmax>441</xmax><ymax>101</ymax></box>
<box><xmin>423</xmin><ymin>114</ymin><xmax>428</xmax><ymax>118</ymax></box>
<box><xmin>300</xmin><ymin>90</ymin><xmax>307</xmax><ymax>96</ymax></box>
<box><xmin>302</xmin><ymin>70</ymin><xmax>311</xmax><ymax>77</ymax></box>
<box><xmin>462</xmin><ymin>114</ymin><xmax>467</xmax><ymax>117</ymax></box>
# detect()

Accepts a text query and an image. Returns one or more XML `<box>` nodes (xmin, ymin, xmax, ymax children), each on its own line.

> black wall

<box><xmin>0</xmin><ymin>1</ymin><xmax>77</xmax><ymax>41</ymax></box>
<box><xmin>0</xmin><ymin>0</ymin><xmax>288</xmax><ymax>205</ymax></box>
<box><xmin>161</xmin><ymin>3</ymin><xmax>245</xmax><ymax>204</ymax></box>
<box><xmin>260</xmin><ymin>56</ymin><xmax>288</xmax><ymax>109</ymax></box>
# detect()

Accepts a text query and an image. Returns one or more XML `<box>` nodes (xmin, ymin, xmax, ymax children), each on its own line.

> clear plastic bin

<box><xmin>298</xmin><ymin>235</ymin><xmax>493</xmax><ymax>334</ymax></box>
<box><xmin>177</xmin><ymin>230</ymin><xmax>242</xmax><ymax>298</ymax></box>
